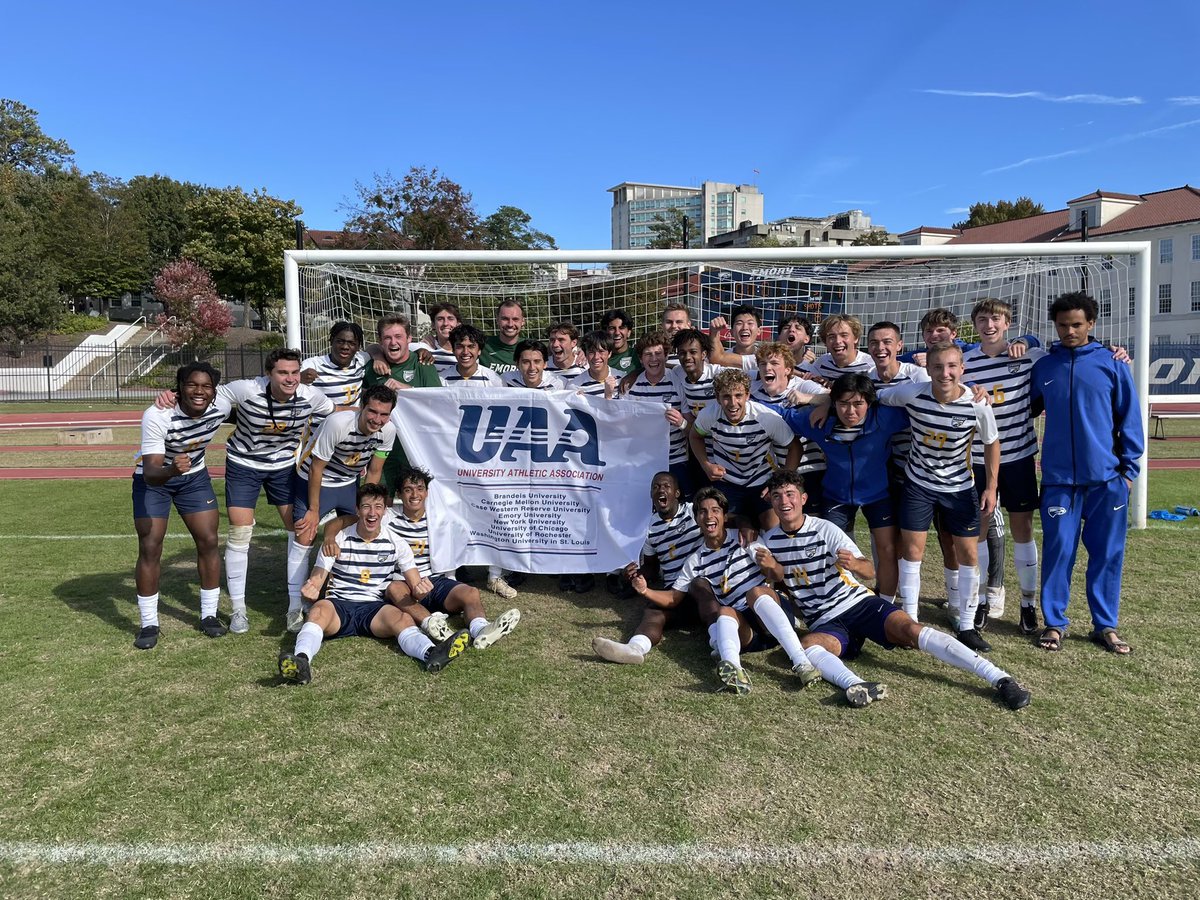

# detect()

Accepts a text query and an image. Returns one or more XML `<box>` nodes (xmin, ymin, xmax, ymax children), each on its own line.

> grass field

<box><xmin>1</xmin><ymin>471</ymin><xmax>1199</xmax><ymax>898</ymax></box>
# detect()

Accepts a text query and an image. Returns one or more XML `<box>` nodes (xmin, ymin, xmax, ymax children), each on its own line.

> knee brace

<box><xmin>227</xmin><ymin>522</ymin><xmax>255</xmax><ymax>550</ymax></box>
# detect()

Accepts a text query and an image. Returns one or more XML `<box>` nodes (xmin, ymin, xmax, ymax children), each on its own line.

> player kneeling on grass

<box><xmin>625</xmin><ymin>486</ymin><xmax>819</xmax><ymax>694</ymax></box>
<box><xmin>279</xmin><ymin>483</ymin><xmax>471</xmax><ymax>684</ymax></box>
<box><xmin>132</xmin><ymin>363</ymin><xmax>232</xmax><ymax>649</ymax></box>
<box><xmin>755</xmin><ymin>470</ymin><xmax>1031</xmax><ymax>710</ymax></box>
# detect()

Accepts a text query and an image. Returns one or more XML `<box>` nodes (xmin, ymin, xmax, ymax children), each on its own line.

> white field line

<box><xmin>0</xmin><ymin>530</ymin><xmax>291</xmax><ymax>540</ymax></box>
<box><xmin>0</xmin><ymin>838</ymin><xmax>1198</xmax><ymax>868</ymax></box>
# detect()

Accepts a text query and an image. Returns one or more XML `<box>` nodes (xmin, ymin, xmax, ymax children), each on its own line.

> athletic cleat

<box><xmin>133</xmin><ymin>625</ymin><xmax>160</xmax><ymax>650</ymax></box>
<box><xmin>996</xmin><ymin>677</ymin><xmax>1032</xmax><ymax>711</ymax></box>
<box><xmin>486</xmin><ymin>577</ymin><xmax>518</xmax><ymax>600</ymax></box>
<box><xmin>557</xmin><ymin>574</ymin><xmax>576</xmax><ymax>592</ymax></box>
<box><xmin>573</xmin><ymin>573</ymin><xmax>596</xmax><ymax>594</ymax></box>
<box><xmin>285</xmin><ymin>609</ymin><xmax>304</xmax><ymax>634</ymax></box>
<box><xmin>422</xmin><ymin>612</ymin><xmax>455</xmax><ymax>642</ymax></box>
<box><xmin>989</xmin><ymin>586</ymin><xmax>1006</xmax><ymax>619</ymax></box>
<box><xmin>423</xmin><ymin>628</ymin><xmax>470</xmax><ymax>673</ymax></box>
<box><xmin>473</xmin><ymin>608</ymin><xmax>520</xmax><ymax>649</ymax></box>
<box><xmin>792</xmin><ymin>659</ymin><xmax>822</xmax><ymax>688</ymax></box>
<box><xmin>716</xmin><ymin>660</ymin><xmax>752</xmax><ymax>694</ymax></box>
<box><xmin>1019</xmin><ymin>604</ymin><xmax>1039</xmax><ymax>635</ymax></box>
<box><xmin>605</xmin><ymin>572</ymin><xmax>624</xmax><ymax>595</ymax></box>
<box><xmin>503</xmin><ymin>572</ymin><xmax>527</xmax><ymax>588</ymax></box>
<box><xmin>200</xmin><ymin>615</ymin><xmax>228</xmax><ymax>638</ymax></box>
<box><xmin>278</xmin><ymin>651</ymin><xmax>312</xmax><ymax>685</ymax></box>
<box><xmin>974</xmin><ymin>602</ymin><xmax>990</xmax><ymax>632</ymax></box>
<box><xmin>592</xmin><ymin>636</ymin><xmax>645</xmax><ymax>665</ymax></box>
<box><xmin>229</xmin><ymin>611</ymin><xmax>250</xmax><ymax>634</ymax></box>
<box><xmin>956</xmin><ymin>628</ymin><xmax>992</xmax><ymax>653</ymax></box>
<box><xmin>844</xmin><ymin>681</ymin><xmax>888</xmax><ymax>708</ymax></box>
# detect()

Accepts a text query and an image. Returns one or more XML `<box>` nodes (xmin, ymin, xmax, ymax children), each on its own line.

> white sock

<box><xmin>629</xmin><ymin>634</ymin><xmax>653</xmax><ymax>655</ymax></box>
<box><xmin>1015</xmin><ymin>540</ymin><xmax>1039</xmax><ymax>600</ymax></box>
<box><xmin>295</xmin><ymin>621</ymin><xmax>324</xmax><ymax>660</ymax></box>
<box><xmin>899</xmin><ymin>559</ymin><xmax>922</xmax><ymax>620</ymax></box>
<box><xmin>805</xmin><ymin>645</ymin><xmax>863</xmax><ymax>690</ymax></box>
<box><xmin>957</xmin><ymin>565</ymin><xmax>980</xmax><ymax>632</ymax></box>
<box><xmin>753</xmin><ymin>595</ymin><xmax>807</xmax><ymax>668</ymax></box>
<box><xmin>712</xmin><ymin>616</ymin><xmax>741</xmax><ymax>668</ymax></box>
<box><xmin>468</xmin><ymin>616</ymin><xmax>487</xmax><ymax>639</ymax></box>
<box><xmin>137</xmin><ymin>593</ymin><xmax>159</xmax><ymax>628</ymax></box>
<box><xmin>488</xmin><ymin>566</ymin><xmax>503</xmax><ymax>581</ymax></box>
<box><xmin>975</xmin><ymin>543</ymin><xmax>990</xmax><ymax>601</ymax></box>
<box><xmin>879</xmin><ymin>593</ymin><xmax>895</xmax><ymax>604</ymax></box>
<box><xmin>398</xmin><ymin>625</ymin><xmax>434</xmax><ymax>660</ymax></box>
<box><xmin>199</xmin><ymin>587</ymin><xmax>220</xmax><ymax>619</ymax></box>
<box><xmin>918</xmin><ymin>626</ymin><xmax>1007</xmax><ymax>687</ymax></box>
<box><xmin>225</xmin><ymin>542</ymin><xmax>249</xmax><ymax>613</ymax></box>
<box><xmin>286</xmin><ymin>541</ymin><xmax>314</xmax><ymax>612</ymax></box>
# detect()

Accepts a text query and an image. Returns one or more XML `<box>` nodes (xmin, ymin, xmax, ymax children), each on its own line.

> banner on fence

<box><xmin>395</xmin><ymin>388</ymin><xmax>668</xmax><ymax>574</ymax></box>
<box><xmin>1148</xmin><ymin>345</ymin><xmax>1200</xmax><ymax>397</ymax></box>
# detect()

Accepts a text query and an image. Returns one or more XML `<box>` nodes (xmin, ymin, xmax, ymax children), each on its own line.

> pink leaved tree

<box><xmin>152</xmin><ymin>259</ymin><xmax>233</xmax><ymax>357</ymax></box>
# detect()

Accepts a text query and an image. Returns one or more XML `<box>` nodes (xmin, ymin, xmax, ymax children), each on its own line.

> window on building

<box><xmin>1192</xmin><ymin>233</ymin><xmax>1200</xmax><ymax>260</ymax></box>
<box><xmin>1190</xmin><ymin>334</ymin><xmax>1200</xmax><ymax>344</ymax></box>
<box><xmin>1160</xmin><ymin>238</ymin><xmax>1173</xmax><ymax>264</ymax></box>
<box><xmin>1192</xmin><ymin>281</ymin><xmax>1200</xmax><ymax>313</ymax></box>
<box><xmin>1129</xmin><ymin>287</ymin><xmax>1137</xmax><ymax>316</ymax></box>
<box><xmin>1156</xmin><ymin>334</ymin><xmax>1171</xmax><ymax>346</ymax></box>
<box><xmin>1158</xmin><ymin>284</ymin><xmax>1172</xmax><ymax>314</ymax></box>
<box><xmin>1100</xmin><ymin>288</ymin><xmax>1112</xmax><ymax>318</ymax></box>
<box><xmin>1129</xmin><ymin>254</ymin><xmax>1136</xmax><ymax>267</ymax></box>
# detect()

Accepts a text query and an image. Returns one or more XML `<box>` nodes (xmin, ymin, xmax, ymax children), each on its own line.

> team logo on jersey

<box><xmin>403</xmin><ymin>370</ymin><xmax>415</xmax><ymax>383</ymax></box>
<box><xmin>1008</xmin><ymin>362</ymin><xmax>1023</xmax><ymax>374</ymax></box>
<box><xmin>951</xmin><ymin>416</ymin><xmax>966</xmax><ymax>427</ymax></box>
<box><xmin>1047</xmin><ymin>506</ymin><xmax>1067</xmax><ymax>518</ymax></box>
<box><xmin>803</xmin><ymin>546</ymin><xmax>821</xmax><ymax>559</ymax></box>
<box><xmin>457</xmin><ymin>403</ymin><xmax>605</xmax><ymax>467</ymax></box>
<box><xmin>377</xmin><ymin>551</ymin><xmax>391</xmax><ymax>562</ymax></box>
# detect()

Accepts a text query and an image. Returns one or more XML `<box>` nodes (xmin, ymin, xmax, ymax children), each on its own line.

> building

<box><xmin>607</xmin><ymin>181</ymin><xmax>764</xmax><ymax>250</ymax></box>
<box><xmin>898</xmin><ymin>185</ymin><xmax>1200</xmax><ymax>347</ymax></box>
<box><xmin>708</xmin><ymin>209</ymin><xmax>892</xmax><ymax>249</ymax></box>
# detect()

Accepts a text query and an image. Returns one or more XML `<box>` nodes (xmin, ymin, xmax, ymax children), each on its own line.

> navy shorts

<box><xmin>292</xmin><ymin>474</ymin><xmax>359</xmax><ymax>523</ymax></box>
<box><xmin>132</xmin><ymin>470</ymin><xmax>217</xmax><ymax>519</ymax></box>
<box><xmin>669</xmin><ymin>461</ymin><xmax>695</xmax><ymax>501</ymax></box>
<box><xmin>329</xmin><ymin>598</ymin><xmax>387</xmax><ymax>639</ymax></box>
<box><xmin>419</xmin><ymin>575</ymin><xmax>462</xmax><ymax>614</ymax></box>
<box><xmin>824</xmin><ymin>495</ymin><xmax>897</xmax><ymax>535</ymax></box>
<box><xmin>224</xmin><ymin>458</ymin><xmax>295</xmax><ymax>509</ymax></box>
<box><xmin>798</xmin><ymin>469</ymin><xmax>826</xmax><ymax>517</ymax></box>
<box><xmin>899</xmin><ymin>479</ymin><xmax>980</xmax><ymax>538</ymax></box>
<box><xmin>811</xmin><ymin>596</ymin><xmax>900</xmax><ymax>660</ymax></box>
<box><xmin>712</xmin><ymin>480</ymin><xmax>770</xmax><ymax>523</ymax></box>
<box><xmin>974</xmin><ymin>454</ymin><xmax>1038</xmax><ymax>514</ymax></box>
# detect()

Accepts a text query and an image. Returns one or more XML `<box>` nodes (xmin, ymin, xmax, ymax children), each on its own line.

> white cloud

<box><xmin>923</xmin><ymin>89</ymin><xmax>1143</xmax><ymax>106</ymax></box>
<box><xmin>984</xmin><ymin>117</ymin><xmax>1200</xmax><ymax>174</ymax></box>
<box><xmin>944</xmin><ymin>207</ymin><xmax>970</xmax><ymax>214</ymax></box>
<box><xmin>1168</xmin><ymin>96</ymin><xmax>1200</xmax><ymax>106</ymax></box>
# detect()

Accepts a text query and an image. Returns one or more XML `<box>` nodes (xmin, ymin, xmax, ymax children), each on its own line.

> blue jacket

<box><xmin>1030</xmin><ymin>339</ymin><xmax>1143</xmax><ymax>486</ymax></box>
<box><xmin>771</xmin><ymin>403</ymin><xmax>909</xmax><ymax>505</ymax></box>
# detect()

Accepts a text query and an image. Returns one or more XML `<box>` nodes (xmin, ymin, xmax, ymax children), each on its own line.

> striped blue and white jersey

<box><xmin>870</xmin><ymin>362</ymin><xmax>929</xmax><ymax>464</ymax></box>
<box><xmin>693</xmin><ymin>399</ymin><xmax>795</xmax><ymax>487</ymax></box>
<box><xmin>301</xmin><ymin>351</ymin><xmax>371</xmax><ymax>411</ymax></box>
<box><xmin>669</xmin><ymin>362</ymin><xmax>732</xmax><ymax>420</ymax></box>
<box><xmin>382</xmin><ymin>508</ymin><xmax>442</xmax><ymax>578</ymax></box>
<box><xmin>878</xmin><ymin>382</ymin><xmax>998</xmax><ymax>493</ymax></box>
<box><xmin>135</xmin><ymin>395</ymin><xmax>233</xmax><ymax>477</ymax></box>
<box><xmin>219</xmin><ymin>378</ymin><xmax>335</xmax><ymax>472</ymax></box>
<box><xmin>574</xmin><ymin>370</ymin><xmax>618</xmax><ymax>399</ymax></box>
<box><xmin>762</xmin><ymin>515</ymin><xmax>874</xmax><ymax>627</ymax></box>
<box><xmin>963</xmin><ymin>346</ymin><xmax>1046</xmax><ymax>465</ymax></box>
<box><xmin>503</xmin><ymin>370</ymin><xmax>566</xmax><ymax>391</ymax></box>
<box><xmin>547</xmin><ymin>360</ymin><xmax>587</xmax><ymax>381</ymax></box>
<box><xmin>752</xmin><ymin>376</ymin><xmax>827</xmax><ymax>474</ymax></box>
<box><xmin>624</xmin><ymin>372</ymin><xmax>687</xmax><ymax>465</ymax></box>
<box><xmin>802</xmin><ymin>350</ymin><xmax>874</xmax><ymax>380</ymax></box>
<box><xmin>671</xmin><ymin>530</ymin><xmax>765</xmax><ymax>611</ymax></box>
<box><xmin>315</xmin><ymin>523</ymin><xmax>417</xmax><ymax>604</ymax></box>
<box><xmin>297</xmin><ymin>409</ymin><xmax>397</xmax><ymax>487</ymax></box>
<box><xmin>441</xmin><ymin>365</ymin><xmax>505</xmax><ymax>388</ymax></box>
<box><xmin>412</xmin><ymin>341</ymin><xmax>457</xmax><ymax>378</ymax></box>
<box><xmin>641</xmin><ymin>502</ymin><xmax>703</xmax><ymax>584</ymax></box>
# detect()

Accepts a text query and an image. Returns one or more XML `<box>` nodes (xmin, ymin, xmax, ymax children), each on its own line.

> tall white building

<box><xmin>607</xmin><ymin>181</ymin><xmax>764</xmax><ymax>250</ymax></box>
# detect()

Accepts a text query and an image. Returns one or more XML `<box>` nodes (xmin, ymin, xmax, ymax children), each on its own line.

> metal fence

<box><xmin>0</xmin><ymin>339</ymin><xmax>274</xmax><ymax>402</ymax></box>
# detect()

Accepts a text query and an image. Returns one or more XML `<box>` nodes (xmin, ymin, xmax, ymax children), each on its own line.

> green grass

<box><xmin>1</xmin><ymin>476</ymin><xmax>1199</xmax><ymax>897</ymax></box>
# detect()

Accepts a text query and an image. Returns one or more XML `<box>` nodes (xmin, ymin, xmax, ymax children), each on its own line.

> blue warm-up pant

<box><xmin>1039</xmin><ymin>477</ymin><xmax>1130</xmax><ymax>632</ymax></box>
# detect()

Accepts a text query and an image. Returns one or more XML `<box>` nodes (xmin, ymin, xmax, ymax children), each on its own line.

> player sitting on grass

<box><xmin>754</xmin><ymin>470</ymin><xmax>1032</xmax><ymax>710</ymax></box>
<box><xmin>132</xmin><ymin>363</ymin><xmax>233</xmax><ymax>649</ymax></box>
<box><xmin>592</xmin><ymin>471</ymin><xmax>704</xmax><ymax>664</ymax></box>
<box><xmin>279</xmin><ymin>483</ymin><xmax>470</xmax><ymax>684</ymax></box>
<box><xmin>626</xmin><ymin>486</ymin><xmax>820</xmax><ymax>694</ymax></box>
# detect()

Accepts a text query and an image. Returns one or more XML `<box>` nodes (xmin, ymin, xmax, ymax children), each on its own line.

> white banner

<box><xmin>393</xmin><ymin>388</ymin><xmax>668</xmax><ymax>573</ymax></box>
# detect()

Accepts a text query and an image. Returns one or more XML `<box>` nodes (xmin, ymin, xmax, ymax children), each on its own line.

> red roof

<box><xmin>948</xmin><ymin>209</ymin><xmax>1071</xmax><ymax>244</ymax></box>
<box><xmin>898</xmin><ymin>225</ymin><xmax>960</xmax><ymax>237</ymax></box>
<box><xmin>1067</xmin><ymin>190</ymin><xmax>1143</xmax><ymax>204</ymax></box>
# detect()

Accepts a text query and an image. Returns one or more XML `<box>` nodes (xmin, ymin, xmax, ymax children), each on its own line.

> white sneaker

<box><xmin>988</xmin><ymin>585</ymin><xmax>1006</xmax><ymax>619</ymax></box>
<box><xmin>592</xmin><ymin>635</ymin><xmax>645</xmax><ymax>665</ymax></box>
<box><xmin>285</xmin><ymin>609</ymin><xmax>304</xmax><ymax>633</ymax></box>
<box><xmin>487</xmin><ymin>577</ymin><xmax>518</xmax><ymax>600</ymax></box>
<box><xmin>422</xmin><ymin>612</ymin><xmax>455</xmax><ymax>642</ymax></box>
<box><xmin>473</xmin><ymin>608</ymin><xmax>521</xmax><ymax>649</ymax></box>
<box><xmin>229</xmin><ymin>610</ymin><xmax>249</xmax><ymax>634</ymax></box>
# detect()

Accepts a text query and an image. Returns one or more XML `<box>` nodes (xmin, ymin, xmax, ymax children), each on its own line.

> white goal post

<box><xmin>284</xmin><ymin>243</ymin><xmax>1153</xmax><ymax>527</ymax></box>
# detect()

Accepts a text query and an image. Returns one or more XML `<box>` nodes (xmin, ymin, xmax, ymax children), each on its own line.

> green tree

<box><xmin>0</xmin><ymin>167</ymin><xmax>63</xmax><ymax>346</ymax></box>
<box><xmin>183</xmin><ymin>186</ymin><xmax>302</xmax><ymax>326</ymax></box>
<box><xmin>479</xmin><ymin>205</ymin><xmax>556</xmax><ymax>250</ymax></box>
<box><xmin>952</xmin><ymin>197</ymin><xmax>1045</xmax><ymax>230</ymax></box>
<box><xmin>647</xmin><ymin>208</ymin><xmax>697</xmax><ymax>249</ymax></box>
<box><xmin>343</xmin><ymin>166</ymin><xmax>481</xmax><ymax>250</ymax></box>
<box><xmin>0</xmin><ymin>99</ymin><xmax>74</xmax><ymax>175</ymax></box>
<box><xmin>851</xmin><ymin>229</ymin><xmax>897</xmax><ymax>246</ymax></box>
<box><xmin>123</xmin><ymin>174</ymin><xmax>202</xmax><ymax>277</ymax></box>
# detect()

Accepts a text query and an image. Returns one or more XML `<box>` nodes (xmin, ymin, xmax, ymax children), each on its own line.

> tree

<box><xmin>647</xmin><ymin>208</ymin><xmax>695</xmax><ymax>249</ymax></box>
<box><xmin>153</xmin><ymin>259</ymin><xmax>232</xmax><ymax>354</ymax></box>
<box><xmin>851</xmin><ymin>229</ymin><xmax>897</xmax><ymax>246</ymax></box>
<box><xmin>183</xmin><ymin>186</ymin><xmax>302</xmax><ymax>325</ymax></box>
<box><xmin>123</xmin><ymin>174</ymin><xmax>203</xmax><ymax>277</ymax></box>
<box><xmin>0</xmin><ymin>167</ymin><xmax>62</xmax><ymax>346</ymax></box>
<box><xmin>0</xmin><ymin>99</ymin><xmax>74</xmax><ymax>175</ymax></box>
<box><xmin>478</xmin><ymin>205</ymin><xmax>556</xmax><ymax>250</ymax></box>
<box><xmin>952</xmin><ymin>197</ymin><xmax>1045</xmax><ymax>231</ymax></box>
<box><xmin>342</xmin><ymin>166</ymin><xmax>481</xmax><ymax>250</ymax></box>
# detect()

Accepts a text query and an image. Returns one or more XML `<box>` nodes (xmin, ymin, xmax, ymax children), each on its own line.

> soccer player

<box><xmin>602</xmin><ymin>308</ymin><xmax>639</xmax><ymax>376</ymax></box>
<box><xmin>755</xmin><ymin>470</ymin><xmax>1031</xmax><ymax>710</ymax></box>
<box><xmin>480</xmin><ymin>299</ymin><xmax>526</xmax><ymax>374</ymax></box>
<box><xmin>573</xmin><ymin>331</ymin><xmax>619</xmax><ymax>399</ymax></box>
<box><xmin>132</xmin><ymin>363</ymin><xmax>232</xmax><ymax>649</ymax></box>
<box><xmin>668</xmin><ymin>328</ymin><xmax>752</xmax><ymax>422</ymax></box>
<box><xmin>300</xmin><ymin>321</ymin><xmax>371</xmax><ymax>418</ymax></box>
<box><xmin>1030</xmin><ymin>292</ymin><xmax>1143</xmax><ymax>655</ymax></box>
<box><xmin>592</xmin><ymin>471</ymin><xmax>704</xmax><ymax>664</ymax></box>
<box><xmin>442</xmin><ymin>323</ymin><xmax>505</xmax><ymax>387</ymax></box>
<box><xmin>628</xmin><ymin>486</ymin><xmax>819</xmax><ymax>692</ymax></box>
<box><xmin>802</xmin><ymin>315</ymin><xmax>874</xmax><ymax>381</ymax></box>
<box><xmin>876</xmin><ymin>342</ymin><xmax>999</xmax><ymax>653</ymax></box>
<box><xmin>415</xmin><ymin>301</ymin><xmax>464</xmax><ymax>376</ymax></box>
<box><xmin>709</xmin><ymin>303</ymin><xmax>763</xmax><ymax>361</ymax></box>
<box><xmin>689</xmin><ymin>369</ymin><xmax>799</xmax><ymax>530</ymax></box>
<box><xmin>621</xmin><ymin>331</ymin><xmax>689</xmax><ymax>495</ymax></box>
<box><xmin>752</xmin><ymin>341</ymin><xmax>828</xmax><ymax>514</ymax></box>
<box><xmin>286</xmin><ymin>385</ymin><xmax>398</xmax><ymax>630</ymax></box>
<box><xmin>777</xmin><ymin>313</ymin><xmax>817</xmax><ymax>368</ymax></box>
<box><xmin>278</xmin><ymin>483</ymin><xmax>471</xmax><ymax>684</ymax></box>
<box><xmin>546</xmin><ymin>321</ymin><xmax>586</xmax><ymax>380</ymax></box>
<box><xmin>505</xmin><ymin>338</ymin><xmax>565</xmax><ymax>390</ymax></box>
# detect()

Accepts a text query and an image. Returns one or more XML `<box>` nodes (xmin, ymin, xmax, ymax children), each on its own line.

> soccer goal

<box><xmin>283</xmin><ymin>244</ymin><xmax>1153</xmax><ymax>526</ymax></box>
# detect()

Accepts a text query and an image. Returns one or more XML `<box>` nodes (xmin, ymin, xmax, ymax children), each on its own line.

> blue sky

<box><xmin>4</xmin><ymin>0</ymin><xmax>1197</xmax><ymax>246</ymax></box>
